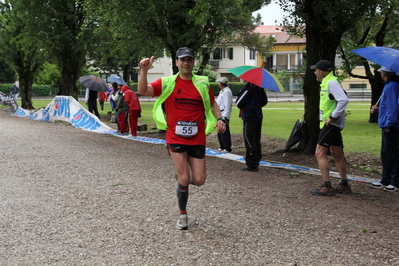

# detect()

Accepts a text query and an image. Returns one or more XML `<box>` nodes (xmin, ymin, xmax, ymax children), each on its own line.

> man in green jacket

<box><xmin>310</xmin><ymin>60</ymin><xmax>352</xmax><ymax>196</ymax></box>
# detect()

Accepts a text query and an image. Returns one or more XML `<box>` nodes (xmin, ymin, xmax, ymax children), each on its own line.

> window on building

<box><xmin>213</xmin><ymin>48</ymin><xmax>221</xmax><ymax>60</ymax></box>
<box><xmin>249</xmin><ymin>49</ymin><xmax>256</xmax><ymax>60</ymax></box>
<box><xmin>349</xmin><ymin>84</ymin><xmax>367</xmax><ymax>90</ymax></box>
<box><xmin>212</xmin><ymin>48</ymin><xmax>233</xmax><ymax>60</ymax></box>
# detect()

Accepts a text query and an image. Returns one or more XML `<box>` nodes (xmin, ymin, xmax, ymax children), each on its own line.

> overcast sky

<box><xmin>252</xmin><ymin>0</ymin><xmax>287</xmax><ymax>26</ymax></box>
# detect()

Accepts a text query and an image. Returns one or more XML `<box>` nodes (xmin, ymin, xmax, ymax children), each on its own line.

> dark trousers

<box><xmin>243</xmin><ymin>120</ymin><xmax>262</xmax><ymax>168</ymax></box>
<box><xmin>88</xmin><ymin>100</ymin><xmax>100</xmax><ymax>119</ymax></box>
<box><xmin>217</xmin><ymin>123</ymin><xmax>232</xmax><ymax>152</ymax></box>
<box><xmin>381</xmin><ymin>128</ymin><xmax>399</xmax><ymax>187</ymax></box>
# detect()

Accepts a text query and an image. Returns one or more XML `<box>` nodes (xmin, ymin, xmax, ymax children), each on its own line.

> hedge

<box><xmin>0</xmin><ymin>84</ymin><xmax>57</xmax><ymax>96</ymax></box>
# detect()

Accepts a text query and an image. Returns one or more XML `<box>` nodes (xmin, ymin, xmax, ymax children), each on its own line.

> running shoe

<box><xmin>335</xmin><ymin>183</ymin><xmax>353</xmax><ymax>194</ymax></box>
<box><xmin>310</xmin><ymin>185</ymin><xmax>336</xmax><ymax>196</ymax></box>
<box><xmin>176</xmin><ymin>214</ymin><xmax>188</xmax><ymax>230</ymax></box>
<box><xmin>370</xmin><ymin>181</ymin><xmax>387</xmax><ymax>189</ymax></box>
<box><xmin>383</xmin><ymin>185</ymin><xmax>398</xmax><ymax>192</ymax></box>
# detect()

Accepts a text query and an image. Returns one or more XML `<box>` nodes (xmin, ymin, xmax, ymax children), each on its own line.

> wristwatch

<box><xmin>218</xmin><ymin>117</ymin><xmax>227</xmax><ymax>124</ymax></box>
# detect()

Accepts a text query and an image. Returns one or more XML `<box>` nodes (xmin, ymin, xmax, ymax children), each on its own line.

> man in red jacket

<box><xmin>122</xmin><ymin>85</ymin><xmax>141</xmax><ymax>136</ymax></box>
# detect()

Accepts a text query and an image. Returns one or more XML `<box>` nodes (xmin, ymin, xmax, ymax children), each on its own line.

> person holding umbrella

<box><xmin>138</xmin><ymin>47</ymin><xmax>226</xmax><ymax>230</ymax></box>
<box><xmin>236</xmin><ymin>82</ymin><xmax>268</xmax><ymax>171</ymax></box>
<box><xmin>370</xmin><ymin>66</ymin><xmax>399</xmax><ymax>192</ymax></box>
<box><xmin>310</xmin><ymin>60</ymin><xmax>351</xmax><ymax>196</ymax></box>
<box><xmin>85</xmin><ymin>88</ymin><xmax>100</xmax><ymax>119</ymax></box>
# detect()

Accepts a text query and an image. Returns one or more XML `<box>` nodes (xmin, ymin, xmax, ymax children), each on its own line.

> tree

<box><xmin>12</xmin><ymin>0</ymin><xmax>98</xmax><ymax>99</ymax></box>
<box><xmin>93</xmin><ymin>0</ymin><xmax>268</xmax><ymax>75</ymax></box>
<box><xmin>0</xmin><ymin>57</ymin><xmax>16</xmax><ymax>83</ymax></box>
<box><xmin>339</xmin><ymin>1</ymin><xmax>399</xmax><ymax>123</ymax></box>
<box><xmin>278</xmin><ymin>0</ymin><xmax>378</xmax><ymax>154</ymax></box>
<box><xmin>0</xmin><ymin>1</ymin><xmax>45</xmax><ymax>109</ymax></box>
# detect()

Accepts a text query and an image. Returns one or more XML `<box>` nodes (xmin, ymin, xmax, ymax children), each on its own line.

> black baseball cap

<box><xmin>310</xmin><ymin>60</ymin><xmax>333</xmax><ymax>71</ymax></box>
<box><xmin>176</xmin><ymin>47</ymin><xmax>195</xmax><ymax>59</ymax></box>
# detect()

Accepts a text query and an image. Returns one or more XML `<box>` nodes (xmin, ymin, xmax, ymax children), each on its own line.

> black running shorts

<box><xmin>317</xmin><ymin>126</ymin><xmax>343</xmax><ymax>148</ymax></box>
<box><xmin>167</xmin><ymin>144</ymin><xmax>206</xmax><ymax>159</ymax></box>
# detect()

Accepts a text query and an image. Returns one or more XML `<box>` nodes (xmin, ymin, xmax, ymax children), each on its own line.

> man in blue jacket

<box><xmin>236</xmin><ymin>82</ymin><xmax>268</xmax><ymax>171</ymax></box>
<box><xmin>371</xmin><ymin>66</ymin><xmax>399</xmax><ymax>192</ymax></box>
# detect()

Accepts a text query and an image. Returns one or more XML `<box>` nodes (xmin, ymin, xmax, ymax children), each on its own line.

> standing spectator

<box><xmin>109</xmin><ymin>83</ymin><xmax>117</xmax><ymax>111</ymax></box>
<box><xmin>98</xmin><ymin>91</ymin><xmax>108</xmax><ymax>111</ymax></box>
<box><xmin>10</xmin><ymin>83</ymin><xmax>19</xmax><ymax>103</ymax></box>
<box><xmin>216</xmin><ymin>77</ymin><xmax>233</xmax><ymax>153</ymax></box>
<box><xmin>114</xmin><ymin>85</ymin><xmax>129</xmax><ymax>135</ymax></box>
<box><xmin>138</xmin><ymin>47</ymin><xmax>226</xmax><ymax>230</ymax></box>
<box><xmin>370</xmin><ymin>66</ymin><xmax>399</xmax><ymax>192</ymax></box>
<box><xmin>122</xmin><ymin>85</ymin><xmax>141</xmax><ymax>136</ymax></box>
<box><xmin>236</xmin><ymin>82</ymin><xmax>268</xmax><ymax>171</ymax></box>
<box><xmin>309</xmin><ymin>60</ymin><xmax>351</xmax><ymax>196</ymax></box>
<box><xmin>85</xmin><ymin>88</ymin><xmax>100</xmax><ymax>120</ymax></box>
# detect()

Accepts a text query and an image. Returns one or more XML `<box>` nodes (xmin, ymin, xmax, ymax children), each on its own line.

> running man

<box><xmin>138</xmin><ymin>47</ymin><xmax>226</xmax><ymax>229</ymax></box>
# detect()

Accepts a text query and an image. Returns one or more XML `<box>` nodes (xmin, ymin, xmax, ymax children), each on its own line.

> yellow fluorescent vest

<box><xmin>319</xmin><ymin>72</ymin><xmax>338</xmax><ymax>128</ymax></box>
<box><xmin>153</xmin><ymin>73</ymin><xmax>217</xmax><ymax>134</ymax></box>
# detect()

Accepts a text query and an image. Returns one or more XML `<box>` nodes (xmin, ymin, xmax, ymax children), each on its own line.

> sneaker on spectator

<box><xmin>383</xmin><ymin>185</ymin><xmax>398</xmax><ymax>192</ymax></box>
<box><xmin>176</xmin><ymin>214</ymin><xmax>188</xmax><ymax>230</ymax></box>
<box><xmin>370</xmin><ymin>181</ymin><xmax>387</xmax><ymax>189</ymax></box>
<box><xmin>335</xmin><ymin>183</ymin><xmax>353</xmax><ymax>194</ymax></box>
<box><xmin>310</xmin><ymin>185</ymin><xmax>336</xmax><ymax>196</ymax></box>
<box><xmin>217</xmin><ymin>148</ymin><xmax>223</xmax><ymax>152</ymax></box>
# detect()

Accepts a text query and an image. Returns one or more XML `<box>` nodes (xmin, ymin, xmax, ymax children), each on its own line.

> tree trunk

<box><xmin>19</xmin><ymin>76</ymin><xmax>34</xmax><ymax>110</ymax></box>
<box><xmin>123</xmin><ymin>64</ymin><xmax>130</xmax><ymax>85</ymax></box>
<box><xmin>302</xmin><ymin>28</ymin><xmax>342</xmax><ymax>155</ymax></box>
<box><xmin>60</xmin><ymin>67</ymin><xmax>79</xmax><ymax>100</ymax></box>
<box><xmin>197</xmin><ymin>52</ymin><xmax>210</xmax><ymax>76</ymax></box>
<box><xmin>369</xmin><ymin>69</ymin><xmax>383</xmax><ymax>123</ymax></box>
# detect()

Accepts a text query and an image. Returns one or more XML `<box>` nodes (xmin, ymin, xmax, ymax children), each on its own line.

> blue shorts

<box><xmin>317</xmin><ymin>126</ymin><xmax>343</xmax><ymax>148</ymax></box>
<box><xmin>167</xmin><ymin>144</ymin><xmax>205</xmax><ymax>159</ymax></box>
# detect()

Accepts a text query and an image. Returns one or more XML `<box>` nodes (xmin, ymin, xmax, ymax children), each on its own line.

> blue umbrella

<box><xmin>109</xmin><ymin>74</ymin><xmax>127</xmax><ymax>86</ymax></box>
<box><xmin>350</xmin><ymin>46</ymin><xmax>399</xmax><ymax>73</ymax></box>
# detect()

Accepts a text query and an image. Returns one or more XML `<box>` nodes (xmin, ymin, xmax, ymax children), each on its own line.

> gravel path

<box><xmin>1</xmin><ymin>108</ymin><xmax>399</xmax><ymax>265</ymax></box>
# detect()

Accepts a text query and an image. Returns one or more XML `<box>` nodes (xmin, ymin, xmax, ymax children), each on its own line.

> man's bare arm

<box><xmin>138</xmin><ymin>56</ymin><xmax>155</xmax><ymax>96</ymax></box>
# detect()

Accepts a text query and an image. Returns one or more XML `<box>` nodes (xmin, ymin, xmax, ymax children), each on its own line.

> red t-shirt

<box><xmin>151</xmin><ymin>76</ymin><xmax>215</xmax><ymax>145</ymax></box>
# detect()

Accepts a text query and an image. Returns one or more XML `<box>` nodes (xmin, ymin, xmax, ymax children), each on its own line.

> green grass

<box><xmin>15</xmin><ymin>99</ymin><xmax>381</xmax><ymax>156</ymax></box>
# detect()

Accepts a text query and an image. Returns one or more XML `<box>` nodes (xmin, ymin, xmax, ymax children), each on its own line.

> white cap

<box><xmin>378</xmin><ymin>66</ymin><xmax>395</xmax><ymax>72</ymax></box>
<box><xmin>217</xmin><ymin>77</ymin><xmax>228</xmax><ymax>84</ymax></box>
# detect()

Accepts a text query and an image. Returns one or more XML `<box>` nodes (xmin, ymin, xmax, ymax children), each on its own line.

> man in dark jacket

<box><xmin>236</xmin><ymin>82</ymin><xmax>268</xmax><ymax>171</ymax></box>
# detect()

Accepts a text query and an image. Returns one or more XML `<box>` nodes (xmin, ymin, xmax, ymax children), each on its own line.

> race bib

<box><xmin>175</xmin><ymin>121</ymin><xmax>198</xmax><ymax>137</ymax></box>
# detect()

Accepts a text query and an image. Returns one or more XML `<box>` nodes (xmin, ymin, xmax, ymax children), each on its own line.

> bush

<box><xmin>210</xmin><ymin>82</ymin><xmax>244</xmax><ymax>96</ymax></box>
<box><xmin>0</xmin><ymin>84</ymin><xmax>12</xmax><ymax>94</ymax></box>
<box><xmin>0</xmin><ymin>84</ymin><xmax>56</xmax><ymax>96</ymax></box>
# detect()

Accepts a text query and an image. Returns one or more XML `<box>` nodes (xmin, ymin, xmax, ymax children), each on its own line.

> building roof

<box><xmin>254</xmin><ymin>25</ymin><xmax>306</xmax><ymax>45</ymax></box>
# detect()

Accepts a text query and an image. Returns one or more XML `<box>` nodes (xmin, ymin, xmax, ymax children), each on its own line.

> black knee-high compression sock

<box><xmin>177</xmin><ymin>183</ymin><xmax>188</xmax><ymax>214</ymax></box>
